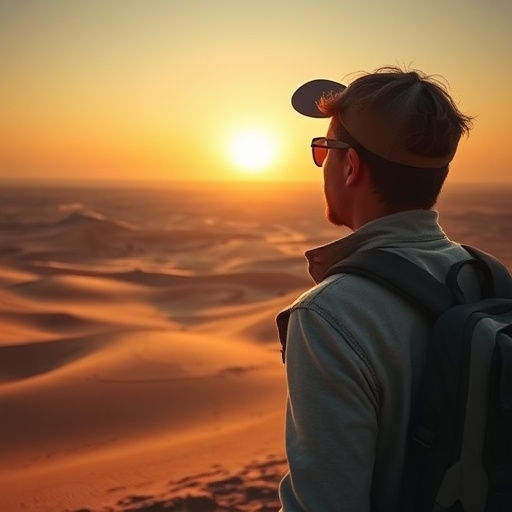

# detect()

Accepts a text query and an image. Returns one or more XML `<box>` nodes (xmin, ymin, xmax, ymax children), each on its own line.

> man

<box><xmin>277</xmin><ymin>67</ymin><xmax>474</xmax><ymax>511</ymax></box>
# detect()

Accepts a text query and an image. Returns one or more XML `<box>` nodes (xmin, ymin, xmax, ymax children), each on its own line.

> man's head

<box><xmin>292</xmin><ymin>67</ymin><xmax>473</xmax><ymax>223</ymax></box>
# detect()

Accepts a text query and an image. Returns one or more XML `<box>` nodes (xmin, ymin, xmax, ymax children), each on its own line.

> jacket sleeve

<box><xmin>279</xmin><ymin>305</ymin><xmax>380</xmax><ymax>512</ymax></box>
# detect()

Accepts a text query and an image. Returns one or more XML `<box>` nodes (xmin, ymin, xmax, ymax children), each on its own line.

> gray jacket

<box><xmin>277</xmin><ymin>209</ymin><xmax>471</xmax><ymax>512</ymax></box>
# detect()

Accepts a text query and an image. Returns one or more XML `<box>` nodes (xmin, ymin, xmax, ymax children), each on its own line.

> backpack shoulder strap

<box><xmin>323</xmin><ymin>249</ymin><xmax>454</xmax><ymax>318</ymax></box>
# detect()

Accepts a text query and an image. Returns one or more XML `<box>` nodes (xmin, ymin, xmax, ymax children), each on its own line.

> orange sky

<box><xmin>1</xmin><ymin>0</ymin><xmax>511</xmax><ymax>184</ymax></box>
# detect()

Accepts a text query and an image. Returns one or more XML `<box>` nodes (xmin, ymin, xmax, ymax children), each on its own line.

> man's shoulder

<box><xmin>287</xmin><ymin>243</ymin><xmax>474</xmax><ymax>318</ymax></box>
<box><xmin>288</xmin><ymin>271</ymin><xmax>394</xmax><ymax>314</ymax></box>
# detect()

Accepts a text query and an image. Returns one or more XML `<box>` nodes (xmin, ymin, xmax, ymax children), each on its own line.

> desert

<box><xmin>0</xmin><ymin>180</ymin><xmax>510</xmax><ymax>512</ymax></box>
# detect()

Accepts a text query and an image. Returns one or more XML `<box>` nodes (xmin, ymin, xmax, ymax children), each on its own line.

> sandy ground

<box><xmin>0</xmin><ymin>186</ymin><xmax>323</xmax><ymax>512</ymax></box>
<box><xmin>1</xmin><ymin>181</ymin><xmax>510</xmax><ymax>511</ymax></box>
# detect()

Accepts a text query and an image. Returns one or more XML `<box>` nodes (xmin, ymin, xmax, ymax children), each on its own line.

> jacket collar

<box><xmin>305</xmin><ymin>210</ymin><xmax>448</xmax><ymax>284</ymax></box>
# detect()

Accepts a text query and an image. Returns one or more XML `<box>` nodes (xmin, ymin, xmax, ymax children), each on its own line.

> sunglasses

<box><xmin>311</xmin><ymin>137</ymin><xmax>352</xmax><ymax>167</ymax></box>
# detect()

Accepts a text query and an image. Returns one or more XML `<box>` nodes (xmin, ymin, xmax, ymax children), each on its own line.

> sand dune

<box><xmin>4</xmin><ymin>210</ymin><xmax>262</xmax><ymax>264</ymax></box>
<box><xmin>1</xmin><ymin>182</ymin><xmax>509</xmax><ymax>512</ymax></box>
<box><xmin>0</xmin><ymin>190</ymin><xmax>302</xmax><ymax>512</ymax></box>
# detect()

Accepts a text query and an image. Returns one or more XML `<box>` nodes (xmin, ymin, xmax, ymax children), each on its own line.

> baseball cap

<box><xmin>291</xmin><ymin>78</ymin><xmax>457</xmax><ymax>168</ymax></box>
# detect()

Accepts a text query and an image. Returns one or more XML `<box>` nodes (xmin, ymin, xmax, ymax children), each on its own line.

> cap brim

<box><xmin>291</xmin><ymin>79</ymin><xmax>346</xmax><ymax>118</ymax></box>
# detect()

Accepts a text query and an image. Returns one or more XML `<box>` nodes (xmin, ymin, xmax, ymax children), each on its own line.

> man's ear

<box><xmin>344</xmin><ymin>148</ymin><xmax>362</xmax><ymax>186</ymax></box>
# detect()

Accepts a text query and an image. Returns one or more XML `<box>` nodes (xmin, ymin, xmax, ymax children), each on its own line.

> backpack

<box><xmin>323</xmin><ymin>246</ymin><xmax>512</xmax><ymax>512</ymax></box>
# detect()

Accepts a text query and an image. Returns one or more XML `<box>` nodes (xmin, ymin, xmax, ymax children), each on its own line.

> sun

<box><xmin>229</xmin><ymin>131</ymin><xmax>276</xmax><ymax>173</ymax></box>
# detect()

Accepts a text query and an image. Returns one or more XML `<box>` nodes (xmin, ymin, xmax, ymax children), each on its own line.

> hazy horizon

<box><xmin>1</xmin><ymin>177</ymin><xmax>512</xmax><ymax>189</ymax></box>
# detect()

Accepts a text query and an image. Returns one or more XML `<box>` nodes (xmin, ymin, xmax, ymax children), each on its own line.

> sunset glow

<box><xmin>229</xmin><ymin>131</ymin><xmax>276</xmax><ymax>173</ymax></box>
<box><xmin>0</xmin><ymin>1</ymin><xmax>511</xmax><ymax>183</ymax></box>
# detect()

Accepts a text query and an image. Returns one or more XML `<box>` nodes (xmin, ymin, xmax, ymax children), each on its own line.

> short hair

<box><xmin>319</xmin><ymin>66</ymin><xmax>473</xmax><ymax>209</ymax></box>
